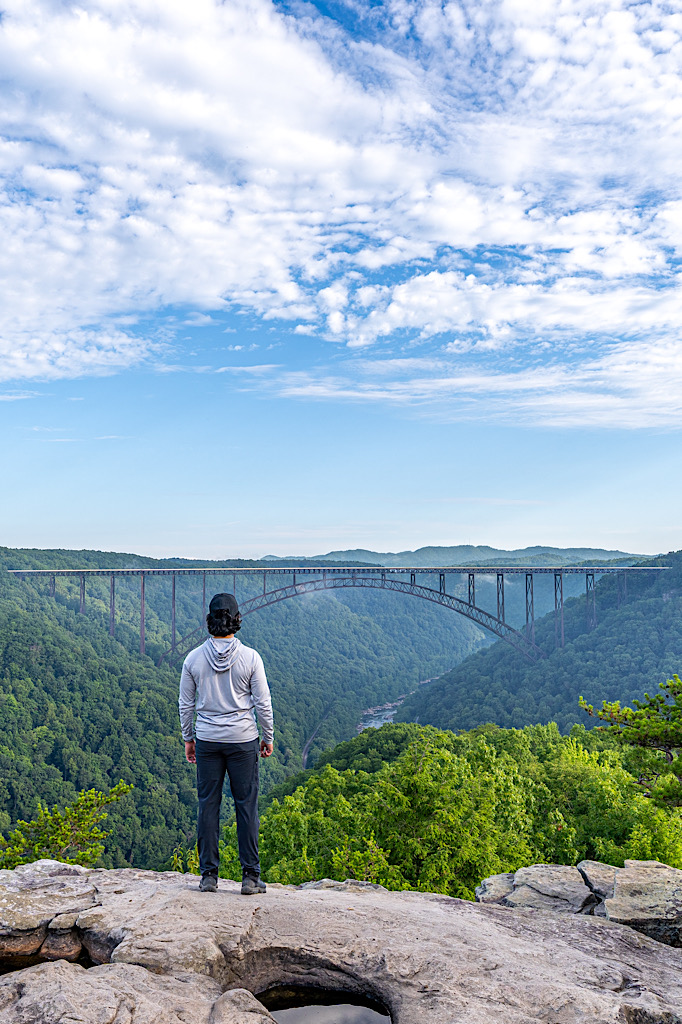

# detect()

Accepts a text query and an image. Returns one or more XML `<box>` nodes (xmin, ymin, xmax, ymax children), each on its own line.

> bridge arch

<box><xmin>160</xmin><ymin>573</ymin><xmax>544</xmax><ymax>665</ymax></box>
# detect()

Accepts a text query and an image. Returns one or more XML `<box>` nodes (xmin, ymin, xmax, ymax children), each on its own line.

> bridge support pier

<box><xmin>468</xmin><ymin>573</ymin><xmax>475</xmax><ymax>607</ymax></box>
<box><xmin>586</xmin><ymin>573</ymin><xmax>596</xmax><ymax>630</ymax></box>
<box><xmin>49</xmin><ymin>575</ymin><xmax>55</xmax><ymax>598</ymax></box>
<box><xmin>525</xmin><ymin>573</ymin><xmax>535</xmax><ymax>644</ymax></box>
<box><xmin>554</xmin><ymin>572</ymin><xmax>564</xmax><ymax>648</ymax></box>
<box><xmin>171</xmin><ymin>574</ymin><xmax>176</xmax><ymax>652</ymax></box>
<box><xmin>109</xmin><ymin>575</ymin><xmax>115</xmax><ymax>637</ymax></box>
<box><xmin>439</xmin><ymin>573</ymin><xmax>446</xmax><ymax>595</ymax></box>
<box><xmin>79</xmin><ymin>575</ymin><xmax>85</xmax><ymax>614</ymax></box>
<box><xmin>497</xmin><ymin>573</ymin><xmax>505</xmax><ymax>623</ymax></box>
<box><xmin>618</xmin><ymin>570</ymin><xmax>628</xmax><ymax>607</ymax></box>
<box><xmin>140</xmin><ymin>575</ymin><xmax>145</xmax><ymax>656</ymax></box>
<box><xmin>202</xmin><ymin>573</ymin><xmax>206</xmax><ymax>622</ymax></box>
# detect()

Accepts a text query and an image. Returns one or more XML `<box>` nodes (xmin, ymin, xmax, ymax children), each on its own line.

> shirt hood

<box><xmin>203</xmin><ymin>636</ymin><xmax>241</xmax><ymax>673</ymax></box>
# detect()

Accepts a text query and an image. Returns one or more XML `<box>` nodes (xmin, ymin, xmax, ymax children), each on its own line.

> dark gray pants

<box><xmin>195</xmin><ymin>737</ymin><xmax>260</xmax><ymax>878</ymax></box>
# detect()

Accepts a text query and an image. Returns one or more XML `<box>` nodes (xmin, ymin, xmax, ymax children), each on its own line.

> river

<box><xmin>356</xmin><ymin>675</ymin><xmax>442</xmax><ymax>733</ymax></box>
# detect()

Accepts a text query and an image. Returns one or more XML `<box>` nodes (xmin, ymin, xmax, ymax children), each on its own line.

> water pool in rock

<box><xmin>260</xmin><ymin>987</ymin><xmax>389</xmax><ymax>1024</ymax></box>
<box><xmin>270</xmin><ymin>1006</ymin><xmax>388</xmax><ymax>1024</ymax></box>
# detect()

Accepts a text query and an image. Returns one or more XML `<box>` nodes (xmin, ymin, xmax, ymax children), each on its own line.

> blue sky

<box><xmin>1</xmin><ymin>0</ymin><xmax>681</xmax><ymax>557</ymax></box>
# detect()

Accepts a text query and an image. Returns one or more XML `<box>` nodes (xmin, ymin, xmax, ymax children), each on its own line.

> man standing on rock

<box><xmin>179</xmin><ymin>593</ymin><xmax>274</xmax><ymax>895</ymax></box>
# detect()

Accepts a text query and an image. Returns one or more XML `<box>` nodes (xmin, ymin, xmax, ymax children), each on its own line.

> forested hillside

<box><xmin>0</xmin><ymin>546</ymin><xmax>483</xmax><ymax>869</ymax></box>
<box><xmin>396</xmin><ymin>550</ymin><xmax>680</xmax><ymax>734</ymax></box>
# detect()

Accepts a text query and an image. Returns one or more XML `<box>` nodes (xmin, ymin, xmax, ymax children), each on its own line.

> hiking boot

<box><xmin>199</xmin><ymin>874</ymin><xmax>218</xmax><ymax>893</ymax></box>
<box><xmin>241</xmin><ymin>873</ymin><xmax>266</xmax><ymax>895</ymax></box>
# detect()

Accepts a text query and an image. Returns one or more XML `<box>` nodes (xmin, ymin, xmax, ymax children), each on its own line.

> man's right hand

<box><xmin>185</xmin><ymin>740</ymin><xmax>196</xmax><ymax>764</ymax></box>
<box><xmin>260</xmin><ymin>741</ymin><xmax>274</xmax><ymax>758</ymax></box>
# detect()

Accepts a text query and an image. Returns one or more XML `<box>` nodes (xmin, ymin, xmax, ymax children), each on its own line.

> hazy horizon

<box><xmin>2</xmin><ymin>539</ymin><xmax>655</xmax><ymax>565</ymax></box>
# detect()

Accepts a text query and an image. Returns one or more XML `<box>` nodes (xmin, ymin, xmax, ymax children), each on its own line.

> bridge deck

<box><xmin>7</xmin><ymin>564</ymin><xmax>666</xmax><ymax>577</ymax></box>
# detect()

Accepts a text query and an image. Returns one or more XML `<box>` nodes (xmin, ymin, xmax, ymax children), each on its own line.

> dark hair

<box><xmin>206</xmin><ymin>609</ymin><xmax>242</xmax><ymax>636</ymax></box>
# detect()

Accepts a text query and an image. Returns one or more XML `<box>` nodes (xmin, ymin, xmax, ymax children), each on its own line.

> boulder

<box><xmin>475</xmin><ymin>863</ymin><xmax>596</xmax><ymax>914</ymax></box>
<box><xmin>504</xmin><ymin>864</ymin><xmax>595</xmax><ymax>914</ymax></box>
<box><xmin>474</xmin><ymin>872</ymin><xmax>514</xmax><ymax>903</ymax></box>
<box><xmin>605</xmin><ymin>859</ymin><xmax>682</xmax><ymax>946</ymax></box>
<box><xmin>211</xmin><ymin>989</ymin><xmax>277</xmax><ymax>1024</ymax></box>
<box><xmin>7</xmin><ymin>859</ymin><xmax>89</xmax><ymax>880</ymax></box>
<box><xmin>1</xmin><ymin>863</ymin><xmax>682</xmax><ymax>1023</ymax></box>
<box><xmin>297</xmin><ymin>878</ymin><xmax>388</xmax><ymax>892</ymax></box>
<box><xmin>0</xmin><ymin>860</ymin><xmax>96</xmax><ymax>968</ymax></box>
<box><xmin>0</xmin><ymin>959</ymin><xmax>222</xmax><ymax>1024</ymax></box>
<box><xmin>38</xmin><ymin>927</ymin><xmax>82</xmax><ymax>962</ymax></box>
<box><xmin>578</xmin><ymin>860</ymin><xmax>618</xmax><ymax>900</ymax></box>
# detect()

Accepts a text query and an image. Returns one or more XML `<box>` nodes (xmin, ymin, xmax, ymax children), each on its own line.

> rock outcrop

<box><xmin>476</xmin><ymin>859</ymin><xmax>682</xmax><ymax>948</ymax></box>
<box><xmin>606</xmin><ymin>859</ymin><xmax>682</xmax><ymax>946</ymax></box>
<box><xmin>2</xmin><ymin>860</ymin><xmax>682</xmax><ymax>1023</ymax></box>
<box><xmin>0</xmin><ymin>860</ymin><xmax>96</xmax><ymax>969</ymax></box>
<box><xmin>476</xmin><ymin>863</ymin><xmax>596</xmax><ymax>915</ymax></box>
<box><xmin>0</xmin><ymin>959</ymin><xmax>275</xmax><ymax>1024</ymax></box>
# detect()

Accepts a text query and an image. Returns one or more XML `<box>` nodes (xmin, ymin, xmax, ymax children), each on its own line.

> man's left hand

<box><xmin>260</xmin><ymin>741</ymin><xmax>274</xmax><ymax>758</ymax></box>
<box><xmin>185</xmin><ymin>740</ymin><xmax>196</xmax><ymax>763</ymax></box>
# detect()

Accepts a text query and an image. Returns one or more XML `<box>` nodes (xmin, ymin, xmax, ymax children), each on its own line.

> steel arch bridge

<box><xmin>162</xmin><ymin>572</ymin><xmax>545</xmax><ymax>665</ymax></box>
<box><xmin>9</xmin><ymin>563</ymin><xmax>667</xmax><ymax>666</ymax></box>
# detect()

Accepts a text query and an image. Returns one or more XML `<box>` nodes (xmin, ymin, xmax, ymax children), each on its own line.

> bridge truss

<box><xmin>8</xmin><ymin>563</ymin><xmax>666</xmax><ymax>665</ymax></box>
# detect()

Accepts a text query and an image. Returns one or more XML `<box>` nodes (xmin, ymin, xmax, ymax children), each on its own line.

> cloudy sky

<box><xmin>1</xmin><ymin>0</ymin><xmax>681</xmax><ymax>557</ymax></box>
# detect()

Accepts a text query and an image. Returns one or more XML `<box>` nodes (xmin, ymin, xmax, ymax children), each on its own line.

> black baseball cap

<box><xmin>209</xmin><ymin>593</ymin><xmax>239</xmax><ymax>615</ymax></box>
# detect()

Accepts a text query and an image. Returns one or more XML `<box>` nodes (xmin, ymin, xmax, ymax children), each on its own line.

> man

<box><xmin>179</xmin><ymin>592</ymin><xmax>274</xmax><ymax>894</ymax></box>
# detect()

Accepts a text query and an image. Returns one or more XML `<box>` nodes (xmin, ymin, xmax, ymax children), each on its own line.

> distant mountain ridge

<box><xmin>265</xmin><ymin>544</ymin><xmax>647</xmax><ymax>567</ymax></box>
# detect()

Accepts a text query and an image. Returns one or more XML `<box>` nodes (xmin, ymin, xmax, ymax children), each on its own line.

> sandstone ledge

<box><xmin>0</xmin><ymin>860</ymin><xmax>681</xmax><ymax>1023</ymax></box>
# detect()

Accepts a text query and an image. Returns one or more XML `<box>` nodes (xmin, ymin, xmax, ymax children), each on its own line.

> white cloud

<box><xmin>248</xmin><ymin>334</ymin><xmax>682</xmax><ymax>428</ymax></box>
<box><xmin>214</xmin><ymin>363</ymin><xmax>279</xmax><ymax>375</ymax></box>
<box><xmin>0</xmin><ymin>326</ymin><xmax>153</xmax><ymax>381</ymax></box>
<box><xmin>340</xmin><ymin>270</ymin><xmax>682</xmax><ymax>347</ymax></box>
<box><xmin>182</xmin><ymin>312</ymin><xmax>218</xmax><ymax>326</ymax></box>
<box><xmin>0</xmin><ymin>0</ymin><xmax>681</xmax><ymax>424</ymax></box>
<box><xmin>154</xmin><ymin>361</ymin><xmax>279</xmax><ymax>375</ymax></box>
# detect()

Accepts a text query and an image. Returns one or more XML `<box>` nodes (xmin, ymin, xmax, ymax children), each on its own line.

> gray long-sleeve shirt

<box><xmin>179</xmin><ymin>637</ymin><xmax>274</xmax><ymax>744</ymax></box>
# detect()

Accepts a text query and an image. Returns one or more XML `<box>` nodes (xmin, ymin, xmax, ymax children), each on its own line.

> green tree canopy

<box><xmin>580</xmin><ymin>673</ymin><xmax>682</xmax><ymax>806</ymax></box>
<box><xmin>0</xmin><ymin>781</ymin><xmax>132</xmax><ymax>869</ymax></box>
<box><xmin>218</xmin><ymin>722</ymin><xmax>682</xmax><ymax>899</ymax></box>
